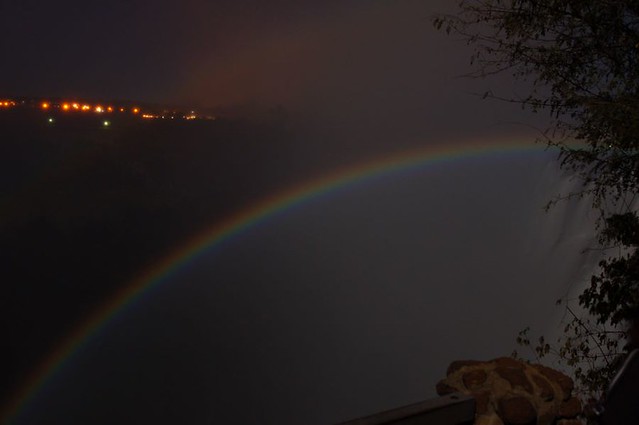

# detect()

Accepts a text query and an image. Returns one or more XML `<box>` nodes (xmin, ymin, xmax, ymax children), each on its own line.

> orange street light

<box><xmin>41</xmin><ymin>102</ymin><xmax>50</xmax><ymax>109</ymax></box>
<box><xmin>62</xmin><ymin>103</ymin><xmax>70</xmax><ymax>111</ymax></box>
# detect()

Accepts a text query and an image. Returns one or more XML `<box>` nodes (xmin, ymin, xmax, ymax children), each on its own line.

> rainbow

<box><xmin>2</xmin><ymin>137</ymin><xmax>557</xmax><ymax>424</ymax></box>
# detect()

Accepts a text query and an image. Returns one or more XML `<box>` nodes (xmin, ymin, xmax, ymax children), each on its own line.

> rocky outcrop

<box><xmin>436</xmin><ymin>357</ymin><xmax>583</xmax><ymax>425</ymax></box>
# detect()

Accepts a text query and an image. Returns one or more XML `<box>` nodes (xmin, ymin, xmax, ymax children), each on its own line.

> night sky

<box><xmin>2</xmin><ymin>1</ymin><xmax>601</xmax><ymax>424</ymax></box>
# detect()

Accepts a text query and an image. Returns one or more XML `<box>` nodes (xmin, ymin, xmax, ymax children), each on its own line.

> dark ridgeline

<box><xmin>0</xmin><ymin>96</ymin><xmax>217</xmax><ymax>121</ymax></box>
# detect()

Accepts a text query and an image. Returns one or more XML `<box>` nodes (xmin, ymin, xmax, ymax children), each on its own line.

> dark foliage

<box><xmin>434</xmin><ymin>0</ymin><xmax>639</xmax><ymax>398</ymax></box>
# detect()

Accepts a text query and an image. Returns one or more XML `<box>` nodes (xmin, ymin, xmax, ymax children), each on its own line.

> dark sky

<box><xmin>1</xmin><ymin>1</ymin><xmax>601</xmax><ymax>425</ymax></box>
<box><xmin>1</xmin><ymin>0</ymin><xmax>534</xmax><ymax>135</ymax></box>
<box><xmin>0</xmin><ymin>0</ymin><xmax>364</xmax><ymax>102</ymax></box>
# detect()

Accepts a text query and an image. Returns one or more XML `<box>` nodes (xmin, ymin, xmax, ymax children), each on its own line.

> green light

<box><xmin>48</xmin><ymin>117</ymin><xmax>54</xmax><ymax>123</ymax></box>
<box><xmin>103</xmin><ymin>120</ymin><xmax>110</xmax><ymax>127</ymax></box>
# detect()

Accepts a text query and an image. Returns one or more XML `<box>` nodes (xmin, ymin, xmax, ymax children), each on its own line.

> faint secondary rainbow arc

<box><xmin>4</xmin><ymin>138</ymin><xmax>555</xmax><ymax>424</ymax></box>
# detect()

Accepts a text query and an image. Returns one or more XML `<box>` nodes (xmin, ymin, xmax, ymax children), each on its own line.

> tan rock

<box><xmin>537</xmin><ymin>411</ymin><xmax>558</xmax><ymax>425</ymax></box>
<box><xmin>556</xmin><ymin>420</ymin><xmax>584</xmax><ymax>425</ymax></box>
<box><xmin>495</xmin><ymin>367</ymin><xmax>534</xmax><ymax>393</ymax></box>
<box><xmin>531</xmin><ymin>374</ymin><xmax>555</xmax><ymax>401</ymax></box>
<box><xmin>435</xmin><ymin>379</ymin><xmax>456</xmax><ymax>396</ymax></box>
<box><xmin>439</xmin><ymin>357</ymin><xmax>578</xmax><ymax>425</ymax></box>
<box><xmin>447</xmin><ymin>360</ymin><xmax>482</xmax><ymax>375</ymax></box>
<box><xmin>476</xmin><ymin>414</ymin><xmax>504</xmax><ymax>425</ymax></box>
<box><xmin>494</xmin><ymin>357</ymin><xmax>523</xmax><ymax>369</ymax></box>
<box><xmin>532</xmin><ymin>364</ymin><xmax>574</xmax><ymax>399</ymax></box>
<box><xmin>497</xmin><ymin>397</ymin><xmax>537</xmax><ymax>425</ymax></box>
<box><xmin>559</xmin><ymin>397</ymin><xmax>582</xmax><ymax>418</ymax></box>
<box><xmin>463</xmin><ymin>369</ymin><xmax>488</xmax><ymax>390</ymax></box>
<box><xmin>473</xmin><ymin>391</ymin><xmax>492</xmax><ymax>414</ymax></box>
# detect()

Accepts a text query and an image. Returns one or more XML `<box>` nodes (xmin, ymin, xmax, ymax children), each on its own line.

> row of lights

<box><xmin>41</xmin><ymin>101</ymin><xmax>207</xmax><ymax>120</ymax></box>
<box><xmin>41</xmin><ymin>101</ymin><xmax>140</xmax><ymax>115</ymax></box>
<box><xmin>141</xmin><ymin>113</ymin><xmax>199</xmax><ymax>120</ymax></box>
<box><xmin>1</xmin><ymin>99</ymin><xmax>139</xmax><ymax>115</ymax></box>
<box><xmin>2</xmin><ymin>98</ymin><xmax>213</xmax><ymax>121</ymax></box>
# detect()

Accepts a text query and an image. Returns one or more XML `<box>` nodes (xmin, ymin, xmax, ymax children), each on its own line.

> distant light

<box><xmin>107</xmin><ymin>106</ymin><xmax>113</xmax><ymax>112</ymax></box>
<box><xmin>82</xmin><ymin>105</ymin><xmax>91</xmax><ymax>111</ymax></box>
<box><xmin>48</xmin><ymin>117</ymin><xmax>54</xmax><ymax>123</ymax></box>
<box><xmin>103</xmin><ymin>120</ymin><xmax>110</xmax><ymax>127</ymax></box>
<box><xmin>72</xmin><ymin>103</ymin><xmax>80</xmax><ymax>110</ymax></box>
<box><xmin>119</xmin><ymin>108</ymin><xmax>125</xmax><ymax>112</ymax></box>
<box><xmin>41</xmin><ymin>102</ymin><xmax>50</xmax><ymax>109</ymax></box>
<box><xmin>132</xmin><ymin>107</ymin><xmax>140</xmax><ymax>114</ymax></box>
<box><xmin>95</xmin><ymin>105</ymin><xmax>104</xmax><ymax>113</ymax></box>
<box><xmin>62</xmin><ymin>103</ymin><xmax>70</xmax><ymax>111</ymax></box>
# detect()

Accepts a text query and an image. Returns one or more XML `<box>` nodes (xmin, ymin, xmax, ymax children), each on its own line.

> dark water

<box><xmin>1</xmin><ymin>111</ymin><xmax>598</xmax><ymax>425</ymax></box>
<box><xmin>1</xmin><ymin>113</ymin><xmax>305</xmax><ymax>417</ymax></box>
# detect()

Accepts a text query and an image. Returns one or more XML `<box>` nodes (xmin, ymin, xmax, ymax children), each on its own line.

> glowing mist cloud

<box><xmin>3</xmin><ymin>138</ymin><xmax>555</xmax><ymax>424</ymax></box>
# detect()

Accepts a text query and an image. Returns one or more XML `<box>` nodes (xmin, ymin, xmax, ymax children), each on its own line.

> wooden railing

<box><xmin>335</xmin><ymin>393</ymin><xmax>475</xmax><ymax>425</ymax></box>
